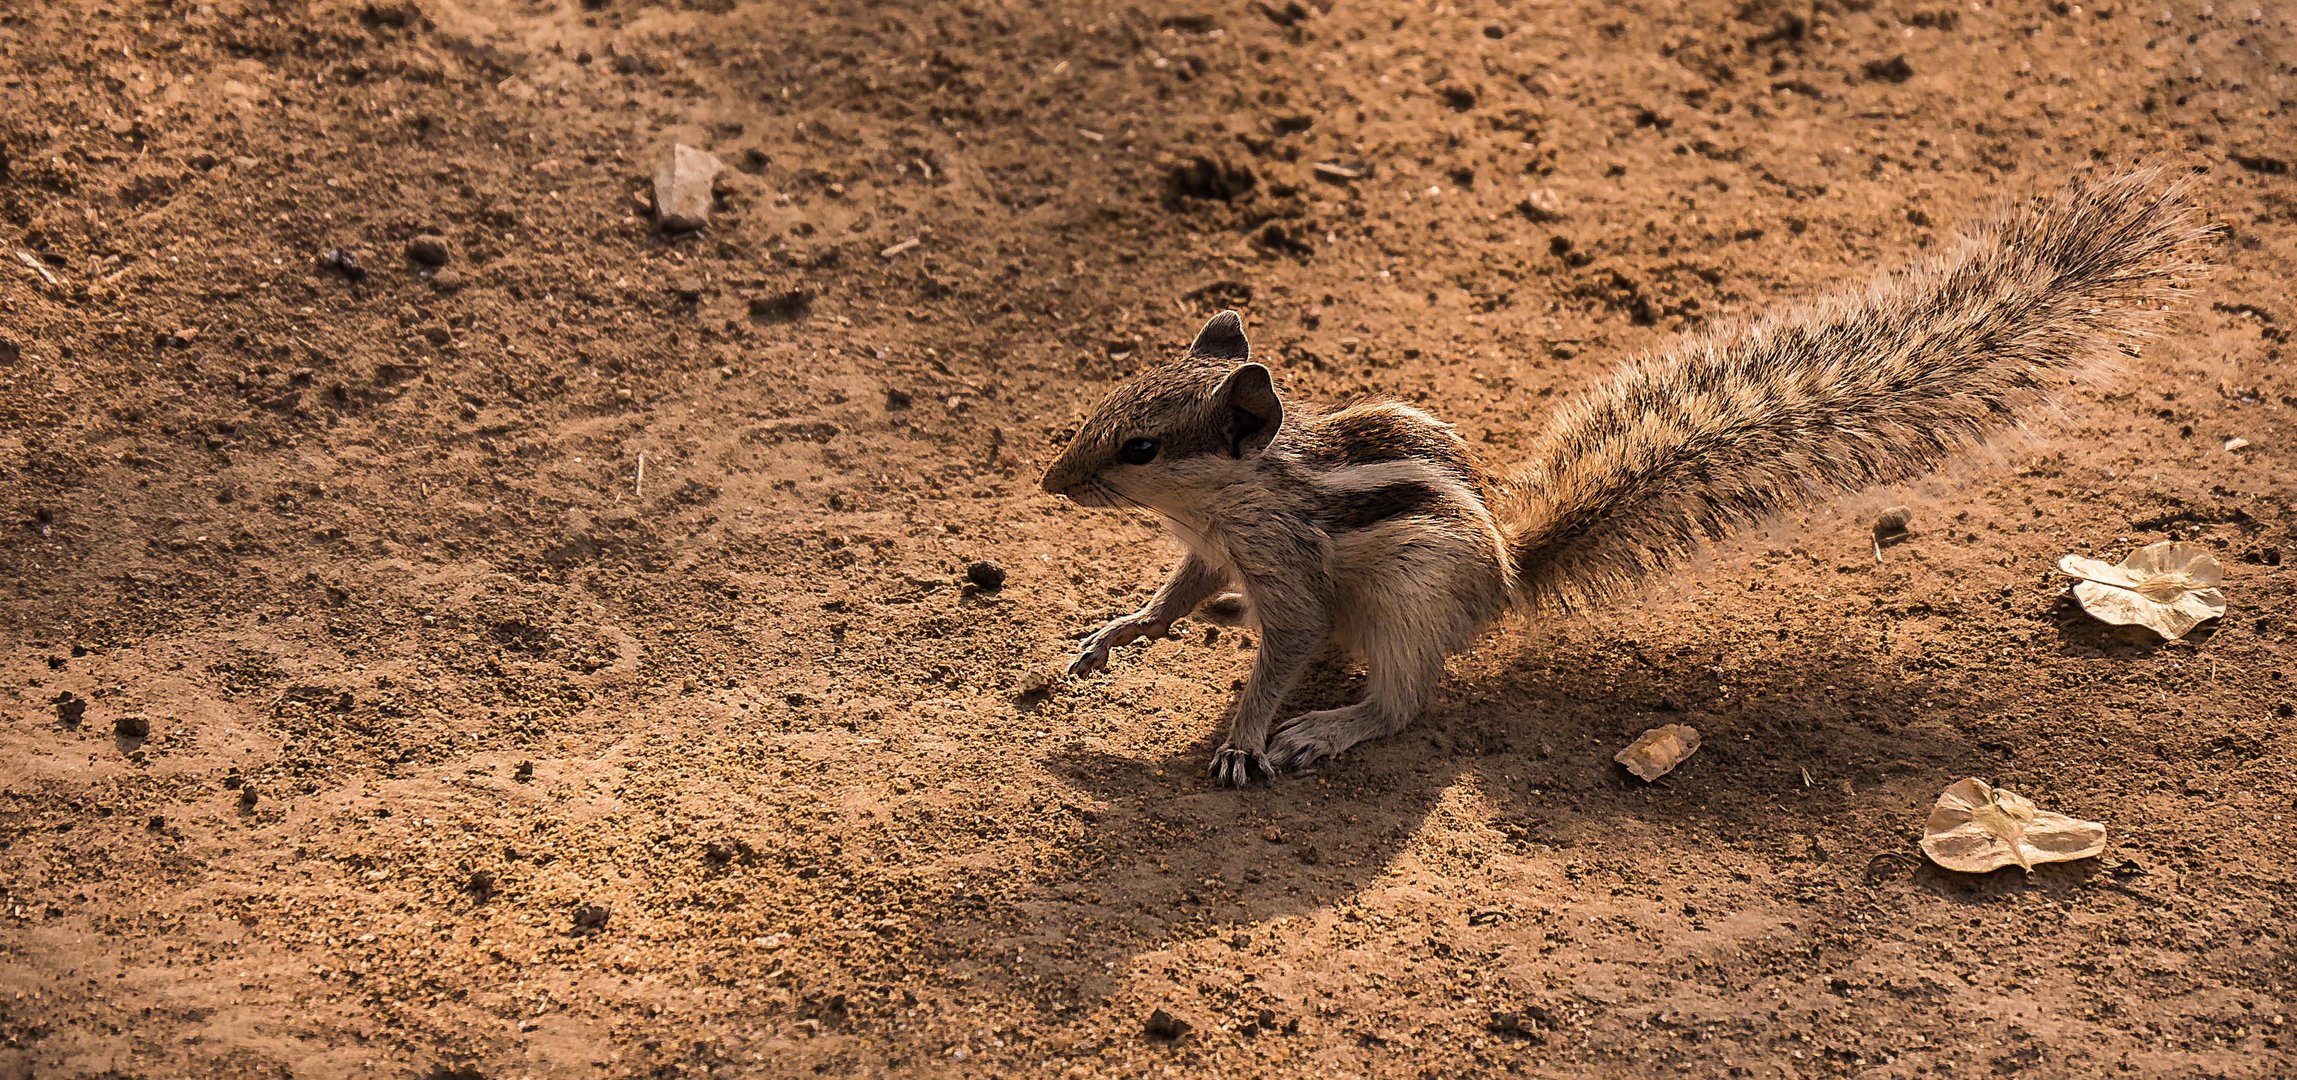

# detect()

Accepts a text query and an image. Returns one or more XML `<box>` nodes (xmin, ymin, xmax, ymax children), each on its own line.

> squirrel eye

<box><xmin>1117</xmin><ymin>437</ymin><xmax>1160</xmax><ymax>465</ymax></box>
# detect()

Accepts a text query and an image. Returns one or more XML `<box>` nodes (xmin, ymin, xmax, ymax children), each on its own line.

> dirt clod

<box><xmin>747</xmin><ymin>289</ymin><xmax>813</xmax><ymax>324</ymax></box>
<box><xmin>571</xmin><ymin>903</ymin><xmax>611</xmax><ymax>934</ymax></box>
<box><xmin>704</xmin><ymin>839</ymin><xmax>755</xmax><ymax>866</ymax></box>
<box><xmin>1143</xmin><ymin>1008</ymin><xmax>1191</xmax><ymax>1042</ymax></box>
<box><xmin>1166</xmin><ymin>155</ymin><xmax>1256</xmax><ymax>203</ymax></box>
<box><xmin>52</xmin><ymin>692</ymin><xmax>85</xmax><ymax>727</ymax></box>
<box><xmin>965</xmin><ymin>560</ymin><xmax>1006</xmax><ymax>591</ymax></box>
<box><xmin>1488</xmin><ymin>1007</ymin><xmax>1553</xmax><ymax>1042</ymax></box>
<box><xmin>1864</xmin><ymin>55</ymin><xmax>1915</xmax><ymax>83</ymax></box>
<box><xmin>113</xmin><ymin>715</ymin><xmax>149</xmax><ymax>738</ymax></box>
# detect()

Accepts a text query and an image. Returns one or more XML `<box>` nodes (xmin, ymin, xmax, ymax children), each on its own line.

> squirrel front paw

<box><xmin>1067</xmin><ymin>612</ymin><xmax>1172</xmax><ymax>676</ymax></box>
<box><xmin>1208</xmin><ymin>744</ymin><xmax>1274</xmax><ymax>788</ymax></box>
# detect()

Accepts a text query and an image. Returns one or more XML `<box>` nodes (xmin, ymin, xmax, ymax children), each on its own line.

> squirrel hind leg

<box><xmin>1278</xmin><ymin>521</ymin><xmax>1502</xmax><ymax>772</ymax></box>
<box><xmin>1268</xmin><ymin>626</ymin><xmax>1447</xmax><ymax>773</ymax></box>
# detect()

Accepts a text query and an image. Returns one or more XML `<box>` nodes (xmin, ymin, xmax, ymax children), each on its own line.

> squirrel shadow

<box><xmin>920</xmin><ymin>628</ymin><xmax>2000</xmax><ymax>1011</ymax></box>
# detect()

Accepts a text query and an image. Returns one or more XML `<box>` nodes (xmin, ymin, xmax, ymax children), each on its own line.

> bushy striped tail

<box><xmin>1497</xmin><ymin>169</ymin><xmax>2214</xmax><ymax>608</ymax></box>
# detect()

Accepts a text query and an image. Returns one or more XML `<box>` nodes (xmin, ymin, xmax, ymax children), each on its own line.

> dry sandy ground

<box><xmin>3</xmin><ymin>0</ymin><xmax>2295</xmax><ymax>1076</ymax></box>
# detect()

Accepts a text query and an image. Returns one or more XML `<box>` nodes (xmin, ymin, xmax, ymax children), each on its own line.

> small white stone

<box><xmin>652</xmin><ymin>144</ymin><xmax>722</xmax><ymax>232</ymax></box>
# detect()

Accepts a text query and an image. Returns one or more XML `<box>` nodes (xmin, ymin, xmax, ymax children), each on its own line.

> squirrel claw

<box><xmin>1067</xmin><ymin>648</ymin><xmax>1111</xmax><ymax>677</ymax></box>
<box><xmin>1208</xmin><ymin>745</ymin><xmax>1274</xmax><ymax>788</ymax></box>
<box><xmin>1267</xmin><ymin>733</ymin><xmax>1333</xmax><ymax>774</ymax></box>
<box><xmin>1068</xmin><ymin>615</ymin><xmax>1171</xmax><ymax>677</ymax></box>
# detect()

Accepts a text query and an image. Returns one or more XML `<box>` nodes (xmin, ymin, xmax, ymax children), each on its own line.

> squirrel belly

<box><xmin>1041</xmin><ymin>170</ymin><xmax>2211</xmax><ymax>786</ymax></box>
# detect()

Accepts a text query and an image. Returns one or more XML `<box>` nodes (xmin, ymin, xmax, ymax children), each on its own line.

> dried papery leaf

<box><xmin>1614</xmin><ymin>724</ymin><xmax>1700</xmax><ymax>781</ymax></box>
<box><xmin>2056</xmin><ymin>540</ymin><xmax>2226</xmax><ymax>640</ymax></box>
<box><xmin>1919</xmin><ymin>778</ymin><xmax>2106</xmax><ymax>874</ymax></box>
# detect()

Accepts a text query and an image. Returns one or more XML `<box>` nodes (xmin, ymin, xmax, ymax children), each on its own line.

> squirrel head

<box><xmin>1040</xmin><ymin>311</ymin><xmax>1285</xmax><ymax>514</ymax></box>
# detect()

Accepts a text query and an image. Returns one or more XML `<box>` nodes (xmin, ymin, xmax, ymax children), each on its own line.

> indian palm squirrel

<box><xmin>1040</xmin><ymin>170</ymin><xmax>2212</xmax><ymax>787</ymax></box>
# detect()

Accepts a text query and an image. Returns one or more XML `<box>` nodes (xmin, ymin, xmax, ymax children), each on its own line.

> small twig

<box><xmin>14</xmin><ymin>250</ymin><xmax>59</xmax><ymax>286</ymax></box>
<box><xmin>636</xmin><ymin>452</ymin><xmax>646</xmax><ymax>499</ymax></box>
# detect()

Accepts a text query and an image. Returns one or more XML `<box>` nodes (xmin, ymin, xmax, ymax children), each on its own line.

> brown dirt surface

<box><xmin>3</xmin><ymin>1</ymin><xmax>2294</xmax><ymax>1076</ymax></box>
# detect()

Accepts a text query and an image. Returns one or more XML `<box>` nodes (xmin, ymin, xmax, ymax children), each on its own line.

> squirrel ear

<box><xmin>1217</xmin><ymin>363</ymin><xmax>1282</xmax><ymax>458</ymax></box>
<box><xmin>1189</xmin><ymin>310</ymin><xmax>1251</xmax><ymax>360</ymax></box>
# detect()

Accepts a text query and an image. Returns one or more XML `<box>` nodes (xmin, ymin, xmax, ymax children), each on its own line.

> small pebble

<box><xmin>965</xmin><ymin>560</ymin><xmax>1006</xmax><ymax>591</ymax></box>
<box><xmin>405</xmin><ymin>233</ymin><xmax>451</xmax><ymax>266</ymax></box>
<box><xmin>653</xmin><ymin>143</ymin><xmax>723</xmax><ymax>232</ymax></box>
<box><xmin>53</xmin><ymin>692</ymin><xmax>85</xmax><ymax>726</ymax></box>
<box><xmin>114</xmin><ymin>715</ymin><xmax>150</xmax><ymax>738</ymax></box>
<box><xmin>320</xmin><ymin>248</ymin><xmax>368</xmax><ymax>281</ymax></box>
<box><xmin>1874</xmin><ymin>506</ymin><xmax>1913</xmax><ymax>541</ymax></box>
<box><xmin>238</xmin><ymin>785</ymin><xmax>259</xmax><ymax>810</ymax></box>
<box><xmin>1518</xmin><ymin>189</ymin><xmax>1564</xmax><ymax>222</ymax></box>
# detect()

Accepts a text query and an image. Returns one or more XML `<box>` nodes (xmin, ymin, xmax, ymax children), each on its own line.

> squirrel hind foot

<box><xmin>1269</xmin><ymin>702</ymin><xmax>1411</xmax><ymax>774</ymax></box>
